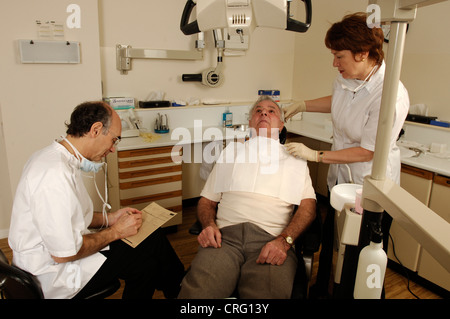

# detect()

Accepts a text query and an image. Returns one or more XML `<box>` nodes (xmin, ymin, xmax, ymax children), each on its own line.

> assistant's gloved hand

<box><xmin>285</xmin><ymin>142</ymin><xmax>319</xmax><ymax>162</ymax></box>
<box><xmin>283</xmin><ymin>100</ymin><xmax>306</xmax><ymax>121</ymax></box>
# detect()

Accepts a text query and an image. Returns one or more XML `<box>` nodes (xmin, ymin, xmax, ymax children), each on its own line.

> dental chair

<box><xmin>188</xmin><ymin>127</ymin><xmax>322</xmax><ymax>298</ymax></box>
<box><xmin>0</xmin><ymin>248</ymin><xmax>120</xmax><ymax>299</ymax></box>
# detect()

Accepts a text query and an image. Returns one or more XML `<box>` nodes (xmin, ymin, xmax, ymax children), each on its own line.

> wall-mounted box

<box><xmin>18</xmin><ymin>39</ymin><xmax>80</xmax><ymax>64</ymax></box>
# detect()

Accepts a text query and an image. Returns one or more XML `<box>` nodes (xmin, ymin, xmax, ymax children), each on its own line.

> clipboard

<box><xmin>121</xmin><ymin>202</ymin><xmax>178</xmax><ymax>248</ymax></box>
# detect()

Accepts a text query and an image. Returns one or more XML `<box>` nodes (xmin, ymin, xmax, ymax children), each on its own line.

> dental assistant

<box><xmin>8</xmin><ymin>101</ymin><xmax>184</xmax><ymax>299</ymax></box>
<box><xmin>283</xmin><ymin>12</ymin><xmax>409</xmax><ymax>298</ymax></box>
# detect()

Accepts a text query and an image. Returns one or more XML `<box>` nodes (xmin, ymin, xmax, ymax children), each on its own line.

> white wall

<box><xmin>292</xmin><ymin>0</ymin><xmax>450</xmax><ymax>121</ymax></box>
<box><xmin>401</xmin><ymin>2</ymin><xmax>450</xmax><ymax>120</ymax></box>
<box><xmin>0</xmin><ymin>0</ymin><xmax>103</xmax><ymax>236</ymax></box>
<box><xmin>292</xmin><ymin>0</ymin><xmax>367</xmax><ymax>99</ymax></box>
<box><xmin>98</xmin><ymin>0</ymin><xmax>297</xmax><ymax>103</ymax></box>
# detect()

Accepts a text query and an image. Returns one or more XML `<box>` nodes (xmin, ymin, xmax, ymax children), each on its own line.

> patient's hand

<box><xmin>256</xmin><ymin>237</ymin><xmax>289</xmax><ymax>266</ymax></box>
<box><xmin>198</xmin><ymin>225</ymin><xmax>222</xmax><ymax>248</ymax></box>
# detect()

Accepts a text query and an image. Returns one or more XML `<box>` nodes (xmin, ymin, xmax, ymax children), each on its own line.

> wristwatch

<box><xmin>279</xmin><ymin>233</ymin><xmax>294</xmax><ymax>246</ymax></box>
<box><xmin>318</xmin><ymin>151</ymin><xmax>324</xmax><ymax>162</ymax></box>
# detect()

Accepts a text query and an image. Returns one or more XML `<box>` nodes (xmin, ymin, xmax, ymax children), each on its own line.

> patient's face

<box><xmin>249</xmin><ymin>100</ymin><xmax>284</xmax><ymax>138</ymax></box>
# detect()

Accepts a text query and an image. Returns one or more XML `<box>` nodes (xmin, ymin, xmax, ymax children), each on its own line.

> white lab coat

<box><xmin>327</xmin><ymin>62</ymin><xmax>410</xmax><ymax>190</ymax></box>
<box><xmin>8</xmin><ymin>141</ymin><xmax>106</xmax><ymax>299</ymax></box>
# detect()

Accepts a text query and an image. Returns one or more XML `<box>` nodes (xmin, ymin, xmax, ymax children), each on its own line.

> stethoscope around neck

<box><xmin>340</xmin><ymin>64</ymin><xmax>379</xmax><ymax>96</ymax></box>
<box><xmin>62</xmin><ymin>137</ymin><xmax>111</xmax><ymax>228</ymax></box>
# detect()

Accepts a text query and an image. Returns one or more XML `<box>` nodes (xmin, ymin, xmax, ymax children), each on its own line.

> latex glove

<box><xmin>285</xmin><ymin>142</ymin><xmax>319</xmax><ymax>162</ymax></box>
<box><xmin>283</xmin><ymin>101</ymin><xmax>306</xmax><ymax>121</ymax></box>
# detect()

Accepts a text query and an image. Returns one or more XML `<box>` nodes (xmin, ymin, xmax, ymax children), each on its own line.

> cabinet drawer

<box><xmin>120</xmin><ymin>189</ymin><xmax>182</xmax><ymax>206</ymax></box>
<box><xmin>401</xmin><ymin>164</ymin><xmax>434</xmax><ymax>180</ymax></box>
<box><xmin>109</xmin><ymin>146</ymin><xmax>183</xmax><ymax>227</ymax></box>
<box><xmin>118</xmin><ymin>155</ymin><xmax>176</xmax><ymax>169</ymax></box>
<box><xmin>120</xmin><ymin>173</ymin><xmax>182</xmax><ymax>190</ymax></box>
<box><xmin>400</xmin><ymin>166</ymin><xmax>433</xmax><ymax>205</ymax></box>
<box><xmin>118</xmin><ymin>146</ymin><xmax>181</xmax><ymax>169</ymax></box>
<box><xmin>429</xmin><ymin>175</ymin><xmax>450</xmax><ymax>223</ymax></box>
<box><xmin>388</xmin><ymin>165</ymin><xmax>434</xmax><ymax>271</ymax></box>
<box><xmin>118</xmin><ymin>146</ymin><xmax>174</xmax><ymax>158</ymax></box>
<box><xmin>119</xmin><ymin>165</ymin><xmax>181</xmax><ymax>180</ymax></box>
<box><xmin>433</xmin><ymin>174</ymin><xmax>450</xmax><ymax>188</ymax></box>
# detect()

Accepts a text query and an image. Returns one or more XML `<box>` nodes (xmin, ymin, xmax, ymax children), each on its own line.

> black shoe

<box><xmin>309</xmin><ymin>284</ymin><xmax>331</xmax><ymax>299</ymax></box>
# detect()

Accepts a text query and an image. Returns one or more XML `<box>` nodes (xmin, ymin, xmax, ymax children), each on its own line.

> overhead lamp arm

<box><xmin>180</xmin><ymin>0</ymin><xmax>312</xmax><ymax>35</ymax></box>
<box><xmin>116</xmin><ymin>44</ymin><xmax>203</xmax><ymax>75</ymax></box>
<box><xmin>180</xmin><ymin>0</ymin><xmax>200</xmax><ymax>36</ymax></box>
<box><xmin>286</xmin><ymin>0</ymin><xmax>312</xmax><ymax>33</ymax></box>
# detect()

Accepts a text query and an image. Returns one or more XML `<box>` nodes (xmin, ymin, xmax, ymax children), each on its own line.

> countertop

<box><xmin>400</xmin><ymin>153</ymin><xmax>450</xmax><ymax>177</ymax></box>
<box><xmin>285</xmin><ymin>118</ymin><xmax>450</xmax><ymax>177</ymax></box>
<box><xmin>117</xmin><ymin>126</ymin><xmax>249</xmax><ymax>150</ymax></box>
<box><xmin>285</xmin><ymin>119</ymin><xmax>333</xmax><ymax>144</ymax></box>
<box><xmin>118</xmin><ymin>118</ymin><xmax>450</xmax><ymax>177</ymax></box>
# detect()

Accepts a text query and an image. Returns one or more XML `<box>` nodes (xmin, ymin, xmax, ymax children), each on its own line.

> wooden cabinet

<box><xmin>417</xmin><ymin>174</ymin><xmax>450</xmax><ymax>291</ymax></box>
<box><xmin>107</xmin><ymin>146</ymin><xmax>183</xmax><ymax>227</ymax></box>
<box><xmin>389</xmin><ymin>165</ymin><xmax>450</xmax><ymax>291</ymax></box>
<box><xmin>388</xmin><ymin>165</ymin><xmax>433</xmax><ymax>271</ymax></box>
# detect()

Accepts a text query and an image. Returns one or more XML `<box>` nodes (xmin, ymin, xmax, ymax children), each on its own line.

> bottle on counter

<box><xmin>223</xmin><ymin>107</ymin><xmax>233</xmax><ymax>127</ymax></box>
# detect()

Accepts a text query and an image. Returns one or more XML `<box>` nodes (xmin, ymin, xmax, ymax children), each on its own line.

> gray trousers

<box><xmin>178</xmin><ymin>222</ymin><xmax>297</xmax><ymax>299</ymax></box>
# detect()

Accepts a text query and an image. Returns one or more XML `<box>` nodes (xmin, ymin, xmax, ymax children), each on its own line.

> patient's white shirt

<box><xmin>201</xmin><ymin>137</ymin><xmax>316</xmax><ymax>236</ymax></box>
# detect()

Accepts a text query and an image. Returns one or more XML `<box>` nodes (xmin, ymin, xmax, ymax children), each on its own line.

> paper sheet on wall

<box><xmin>121</xmin><ymin>202</ymin><xmax>177</xmax><ymax>248</ymax></box>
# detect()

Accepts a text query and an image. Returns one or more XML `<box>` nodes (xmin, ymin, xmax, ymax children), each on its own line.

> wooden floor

<box><xmin>0</xmin><ymin>198</ymin><xmax>443</xmax><ymax>299</ymax></box>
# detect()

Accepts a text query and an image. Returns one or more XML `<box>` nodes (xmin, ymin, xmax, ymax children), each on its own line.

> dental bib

<box><xmin>214</xmin><ymin>136</ymin><xmax>307</xmax><ymax>205</ymax></box>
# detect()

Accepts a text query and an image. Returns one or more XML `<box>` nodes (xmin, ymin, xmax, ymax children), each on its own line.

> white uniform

<box><xmin>8</xmin><ymin>141</ymin><xmax>106</xmax><ymax>299</ymax></box>
<box><xmin>328</xmin><ymin>61</ymin><xmax>409</xmax><ymax>190</ymax></box>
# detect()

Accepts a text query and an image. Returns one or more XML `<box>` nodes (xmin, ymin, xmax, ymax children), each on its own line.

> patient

<box><xmin>178</xmin><ymin>96</ymin><xmax>316</xmax><ymax>299</ymax></box>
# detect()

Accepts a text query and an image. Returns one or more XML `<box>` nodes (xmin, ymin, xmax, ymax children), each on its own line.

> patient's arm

<box><xmin>256</xmin><ymin>198</ymin><xmax>316</xmax><ymax>265</ymax></box>
<box><xmin>283</xmin><ymin>198</ymin><xmax>316</xmax><ymax>241</ymax></box>
<box><xmin>197</xmin><ymin>197</ymin><xmax>222</xmax><ymax>248</ymax></box>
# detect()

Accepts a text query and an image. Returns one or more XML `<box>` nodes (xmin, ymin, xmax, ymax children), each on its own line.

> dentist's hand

<box><xmin>110</xmin><ymin>210</ymin><xmax>143</xmax><ymax>239</ymax></box>
<box><xmin>108</xmin><ymin>207</ymin><xmax>141</xmax><ymax>226</ymax></box>
<box><xmin>285</xmin><ymin>142</ymin><xmax>319</xmax><ymax>162</ymax></box>
<box><xmin>283</xmin><ymin>101</ymin><xmax>306</xmax><ymax>121</ymax></box>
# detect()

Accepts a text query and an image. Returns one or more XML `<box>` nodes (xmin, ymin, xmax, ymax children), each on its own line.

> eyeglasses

<box><xmin>109</xmin><ymin>131</ymin><xmax>121</xmax><ymax>147</ymax></box>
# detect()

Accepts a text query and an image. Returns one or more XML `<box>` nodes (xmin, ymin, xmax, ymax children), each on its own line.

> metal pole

<box><xmin>370</xmin><ymin>21</ymin><xmax>408</xmax><ymax>181</ymax></box>
<box><xmin>338</xmin><ymin>21</ymin><xmax>410</xmax><ymax>299</ymax></box>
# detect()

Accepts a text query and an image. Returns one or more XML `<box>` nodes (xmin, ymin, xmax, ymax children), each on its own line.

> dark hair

<box><xmin>65</xmin><ymin>101</ymin><xmax>112</xmax><ymax>137</ymax></box>
<box><xmin>325</xmin><ymin>12</ymin><xmax>384</xmax><ymax>65</ymax></box>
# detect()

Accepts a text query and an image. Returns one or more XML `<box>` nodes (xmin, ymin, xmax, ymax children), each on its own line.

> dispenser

<box><xmin>354</xmin><ymin>225</ymin><xmax>387</xmax><ymax>299</ymax></box>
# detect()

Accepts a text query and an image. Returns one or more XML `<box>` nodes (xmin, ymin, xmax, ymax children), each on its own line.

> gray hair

<box><xmin>249</xmin><ymin>95</ymin><xmax>284</xmax><ymax>122</ymax></box>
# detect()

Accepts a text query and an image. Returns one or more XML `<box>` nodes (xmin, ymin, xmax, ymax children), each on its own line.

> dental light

<box><xmin>180</xmin><ymin>0</ymin><xmax>312</xmax><ymax>87</ymax></box>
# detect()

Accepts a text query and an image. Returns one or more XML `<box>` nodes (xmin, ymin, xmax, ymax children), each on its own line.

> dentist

<box><xmin>283</xmin><ymin>13</ymin><xmax>409</xmax><ymax>298</ymax></box>
<box><xmin>9</xmin><ymin>101</ymin><xmax>184</xmax><ymax>299</ymax></box>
